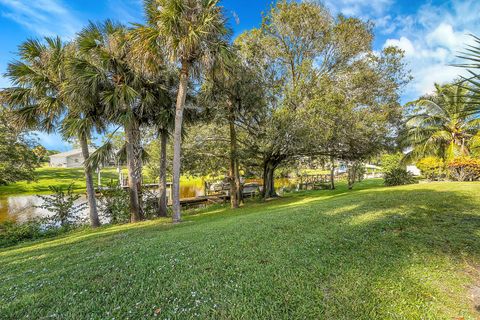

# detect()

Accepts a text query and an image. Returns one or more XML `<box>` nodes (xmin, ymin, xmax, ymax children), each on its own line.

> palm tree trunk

<box><xmin>133</xmin><ymin>126</ymin><xmax>144</xmax><ymax>220</ymax></box>
<box><xmin>158</xmin><ymin>129</ymin><xmax>168</xmax><ymax>217</ymax></box>
<box><xmin>172</xmin><ymin>61</ymin><xmax>190</xmax><ymax>223</ymax></box>
<box><xmin>80</xmin><ymin>135</ymin><xmax>100</xmax><ymax>228</ymax></box>
<box><xmin>227</xmin><ymin>100</ymin><xmax>239</xmax><ymax>208</ymax></box>
<box><xmin>330</xmin><ymin>155</ymin><xmax>335</xmax><ymax>190</ymax></box>
<box><xmin>125</xmin><ymin>121</ymin><xmax>142</xmax><ymax>222</ymax></box>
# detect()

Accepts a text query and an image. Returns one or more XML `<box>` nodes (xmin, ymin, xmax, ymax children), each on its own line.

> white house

<box><xmin>49</xmin><ymin>149</ymin><xmax>95</xmax><ymax>168</ymax></box>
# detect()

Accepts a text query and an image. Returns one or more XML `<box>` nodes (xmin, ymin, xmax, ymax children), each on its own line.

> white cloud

<box><xmin>0</xmin><ymin>0</ymin><xmax>81</xmax><ymax>38</ymax></box>
<box><xmin>384</xmin><ymin>36</ymin><xmax>415</xmax><ymax>56</ymax></box>
<box><xmin>426</xmin><ymin>23</ymin><xmax>458</xmax><ymax>48</ymax></box>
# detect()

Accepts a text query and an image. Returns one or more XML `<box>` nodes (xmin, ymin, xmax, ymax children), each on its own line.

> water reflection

<box><xmin>0</xmin><ymin>178</ymin><xmax>298</xmax><ymax>223</ymax></box>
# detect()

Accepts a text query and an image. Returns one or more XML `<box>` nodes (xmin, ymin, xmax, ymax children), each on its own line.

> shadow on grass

<box><xmin>1</xmin><ymin>182</ymin><xmax>480</xmax><ymax>318</ymax></box>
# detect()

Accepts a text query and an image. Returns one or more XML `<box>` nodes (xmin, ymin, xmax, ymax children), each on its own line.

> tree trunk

<box><xmin>172</xmin><ymin>61</ymin><xmax>189</xmax><ymax>223</ymax></box>
<box><xmin>330</xmin><ymin>155</ymin><xmax>335</xmax><ymax>190</ymax></box>
<box><xmin>125</xmin><ymin>121</ymin><xmax>142</xmax><ymax>222</ymax></box>
<box><xmin>158</xmin><ymin>130</ymin><xmax>168</xmax><ymax>217</ymax></box>
<box><xmin>133</xmin><ymin>125</ymin><xmax>144</xmax><ymax>220</ymax></box>
<box><xmin>227</xmin><ymin>100</ymin><xmax>240</xmax><ymax>209</ymax></box>
<box><xmin>80</xmin><ymin>135</ymin><xmax>100</xmax><ymax>228</ymax></box>
<box><xmin>347</xmin><ymin>163</ymin><xmax>355</xmax><ymax>190</ymax></box>
<box><xmin>262</xmin><ymin>159</ymin><xmax>278</xmax><ymax>199</ymax></box>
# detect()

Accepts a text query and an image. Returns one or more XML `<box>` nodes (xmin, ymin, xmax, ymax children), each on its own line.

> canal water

<box><xmin>0</xmin><ymin>178</ymin><xmax>297</xmax><ymax>223</ymax></box>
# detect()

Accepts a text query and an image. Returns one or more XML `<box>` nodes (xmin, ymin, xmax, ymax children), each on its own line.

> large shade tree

<box><xmin>235</xmin><ymin>1</ymin><xmax>377</xmax><ymax>198</ymax></box>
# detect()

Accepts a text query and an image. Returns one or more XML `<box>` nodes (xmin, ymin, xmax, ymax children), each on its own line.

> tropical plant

<box><xmin>384</xmin><ymin>168</ymin><xmax>417</xmax><ymax>186</ymax></box>
<box><xmin>72</xmin><ymin>21</ymin><xmax>146</xmax><ymax>222</ymax></box>
<box><xmin>141</xmin><ymin>0</ymin><xmax>230</xmax><ymax>222</ymax></box>
<box><xmin>403</xmin><ymin>83</ymin><xmax>480</xmax><ymax>161</ymax></box>
<box><xmin>447</xmin><ymin>156</ymin><xmax>480</xmax><ymax>181</ymax></box>
<box><xmin>416</xmin><ymin>156</ymin><xmax>445</xmax><ymax>180</ymax></box>
<box><xmin>2</xmin><ymin>37</ymin><xmax>102</xmax><ymax>227</ymax></box>
<box><xmin>456</xmin><ymin>34</ymin><xmax>480</xmax><ymax>113</ymax></box>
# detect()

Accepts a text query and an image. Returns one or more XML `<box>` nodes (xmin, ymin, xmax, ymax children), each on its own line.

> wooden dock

<box><xmin>298</xmin><ymin>174</ymin><xmax>332</xmax><ymax>190</ymax></box>
<box><xmin>97</xmin><ymin>181</ymin><xmax>261</xmax><ymax>209</ymax></box>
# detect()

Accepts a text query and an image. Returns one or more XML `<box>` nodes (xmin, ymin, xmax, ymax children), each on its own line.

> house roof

<box><xmin>49</xmin><ymin>148</ymin><xmax>95</xmax><ymax>158</ymax></box>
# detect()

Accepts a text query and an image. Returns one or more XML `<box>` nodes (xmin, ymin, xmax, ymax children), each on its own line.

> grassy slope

<box><xmin>1</xmin><ymin>180</ymin><xmax>480</xmax><ymax>319</ymax></box>
<box><xmin>0</xmin><ymin>166</ymin><xmax>121</xmax><ymax>196</ymax></box>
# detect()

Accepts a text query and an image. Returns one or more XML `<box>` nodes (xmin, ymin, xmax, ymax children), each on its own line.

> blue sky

<box><xmin>0</xmin><ymin>0</ymin><xmax>479</xmax><ymax>151</ymax></box>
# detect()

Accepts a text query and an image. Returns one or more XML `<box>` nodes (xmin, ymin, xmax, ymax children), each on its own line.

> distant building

<box><xmin>49</xmin><ymin>149</ymin><xmax>95</xmax><ymax>168</ymax></box>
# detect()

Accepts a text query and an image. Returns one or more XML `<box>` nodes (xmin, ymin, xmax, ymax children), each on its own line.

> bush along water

<box><xmin>97</xmin><ymin>181</ymin><xmax>130</xmax><ymax>224</ymax></box>
<box><xmin>0</xmin><ymin>183</ymin><xmax>87</xmax><ymax>248</ymax></box>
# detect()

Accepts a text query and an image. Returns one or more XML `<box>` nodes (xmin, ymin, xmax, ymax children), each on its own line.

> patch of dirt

<box><xmin>469</xmin><ymin>285</ymin><xmax>480</xmax><ymax>312</ymax></box>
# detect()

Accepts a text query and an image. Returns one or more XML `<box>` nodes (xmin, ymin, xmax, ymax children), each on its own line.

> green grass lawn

<box><xmin>0</xmin><ymin>166</ymin><xmax>121</xmax><ymax>196</ymax></box>
<box><xmin>1</xmin><ymin>180</ymin><xmax>480</xmax><ymax>319</ymax></box>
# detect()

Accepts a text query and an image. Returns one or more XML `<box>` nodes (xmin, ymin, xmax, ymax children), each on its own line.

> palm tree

<box><xmin>3</xmin><ymin>37</ymin><xmax>102</xmax><ymax>227</ymax></box>
<box><xmin>142</xmin><ymin>0</ymin><xmax>230</xmax><ymax>222</ymax></box>
<box><xmin>457</xmin><ymin>34</ymin><xmax>480</xmax><ymax>114</ymax></box>
<box><xmin>403</xmin><ymin>83</ymin><xmax>480</xmax><ymax>161</ymax></box>
<box><xmin>73</xmin><ymin>21</ymin><xmax>145</xmax><ymax>222</ymax></box>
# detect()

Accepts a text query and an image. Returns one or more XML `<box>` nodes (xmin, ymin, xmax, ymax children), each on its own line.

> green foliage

<box><xmin>36</xmin><ymin>183</ymin><xmax>87</xmax><ymax>227</ymax></box>
<box><xmin>384</xmin><ymin>168</ymin><xmax>417</xmax><ymax>186</ymax></box>
<box><xmin>380</xmin><ymin>153</ymin><xmax>403</xmax><ymax>172</ymax></box>
<box><xmin>0</xmin><ymin>219</ymin><xmax>72</xmax><ymax>248</ymax></box>
<box><xmin>97</xmin><ymin>181</ymin><xmax>130</xmax><ymax>224</ymax></box>
<box><xmin>0</xmin><ymin>220</ymin><xmax>43</xmax><ymax>247</ymax></box>
<box><xmin>0</xmin><ymin>108</ymin><xmax>38</xmax><ymax>185</ymax></box>
<box><xmin>403</xmin><ymin>83</ymin><xmax>480</xmax><ymax>161</ymax></box>
<box><xmin>447</xmin><ymin>156</ymin><xmax>480</xmax><ymax>181</ymax></box>
<box><xmin>416</xmin><ymin>157</ymin><xmax>445</xmax><ymax>180</ymax></box>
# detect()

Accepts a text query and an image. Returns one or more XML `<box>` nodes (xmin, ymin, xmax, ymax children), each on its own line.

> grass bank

<box><xmin>0</xmin><ymin>166</ymin><xmax>121</xmax><ymax>196</ymax></box>
<box><xmin>1</xmin><ymin>180</ymin><xmax>480</xmax><ymax>319</ymax></box>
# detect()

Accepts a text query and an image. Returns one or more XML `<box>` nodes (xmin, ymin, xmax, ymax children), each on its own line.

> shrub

<box><xmin>36</xmin><ymin>183</ymin><xmax>87</xmax><ymax>227</ymax></box>
<box><xmin>416</xmin><ymin>157</ymin><xmax>445</xmax><ymax>180</ymax></box>
<box><xmin>0</xmin><ymin>220</ymin><xmax>42</xmax><ymax>247</ymax></box>
<box><xmin>448</xmin><ymin>157</ymin><xmax>480</xmax><ymax>181</ymax></box>
<box><xmin>97</xmin><ymin>181</ymin><xmax>130</xmax><ymax>224</ymax></box>
<box><xmin>384</xmin><ymin>168</ymin><xmax>418</xmax><ymax>186</ymax></box>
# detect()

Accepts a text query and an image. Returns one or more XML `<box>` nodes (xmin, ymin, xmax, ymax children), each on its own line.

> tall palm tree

<box><xmin>403</xmin><ymin>83</ymin><xmax>480</xmax><ymax>161</ymax></box>
<box><xmin>142</xmin><ymin>0</ymin><xmax>230</xmax><ymax>222</ymax></box>
<box><xmin>73</xmin><ymin>20</ymin><xmax>145</xmax><ymax>222</ymax></box>
<box><xmin>3</xmin><ymin>37</ymin><xmax>102</xmax><ymax>227</ymax></box>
